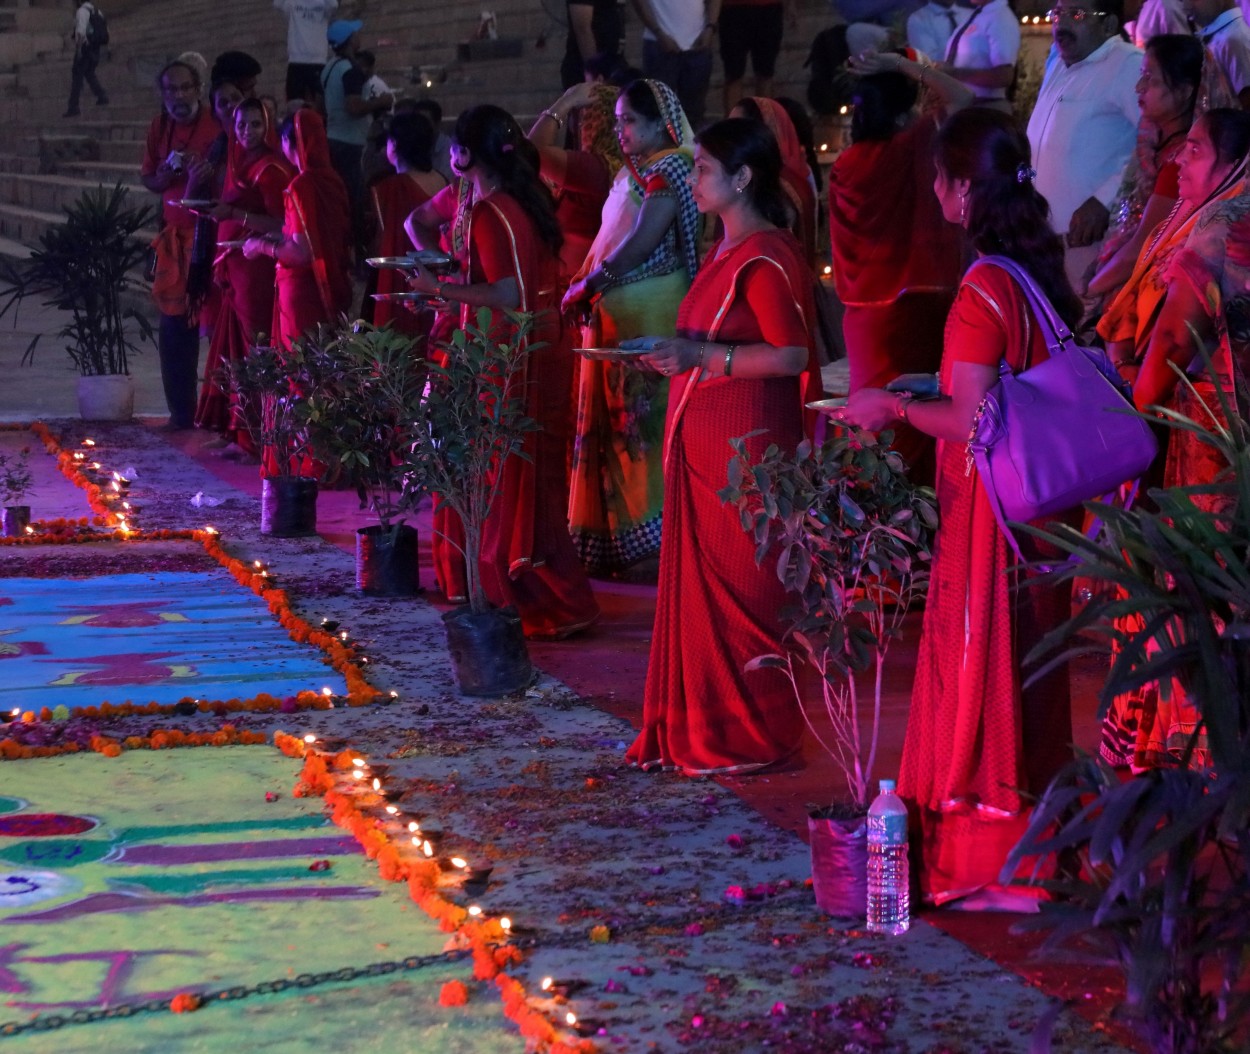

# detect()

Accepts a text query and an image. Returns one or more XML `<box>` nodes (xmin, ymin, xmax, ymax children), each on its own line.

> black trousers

<box><xmin>159</xmin><ymin>312</ymin><xmax>200</xmax><ymax>429</ymax></box>
<box><xmin>67</xmin><ymin>45</ymin><xmax>106</xmax><ymax>113</ymax></box>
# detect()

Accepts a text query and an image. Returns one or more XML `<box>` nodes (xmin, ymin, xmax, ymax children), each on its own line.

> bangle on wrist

<box><xmin>723</xmin><ymin>344</ymin><xmax>736</xmax><ymax>377</ymax></box>
<box><xmin>599</xmin><ymin>261</ymin><xmax>621</xmax><ymax>286</ymax></box>
<box><xmin>697</xmin><ymin>342</ymin><xmax>706</xmax><ymax>370</ymax></box>
<box><xmin>896</xmin><ymin>392</ymin><xmax>915</xmax><ymax>422</ymax></box>
<box><xmin>541</xmin><ymin>108</ymin><xmax>564</xmax><ymax>130</ymax></box>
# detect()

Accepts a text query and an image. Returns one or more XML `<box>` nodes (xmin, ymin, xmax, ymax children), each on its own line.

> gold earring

<box><xmin>959</xmin><ymin>191</ymin><xmax>968</xmax><ymax>224</ymax></box>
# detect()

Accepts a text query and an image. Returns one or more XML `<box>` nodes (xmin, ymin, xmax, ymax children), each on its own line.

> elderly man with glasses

<box><xmin>1026</xmin><ymin>0</ymin><xmax>1142</xmax><ymax>295</ymax></box>
<box><xmin>139</xmin><ymin>60</ymin><xmax>220</xmax><ymax>430</ymax></box>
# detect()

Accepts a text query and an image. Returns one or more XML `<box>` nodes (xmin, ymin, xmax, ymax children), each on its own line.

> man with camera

<box><xmin>139</xmin><ymin>59</ymin><xmax>219</xmax><ymax>431</ymax></box>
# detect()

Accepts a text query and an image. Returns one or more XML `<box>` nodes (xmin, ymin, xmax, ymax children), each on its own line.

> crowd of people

<box><xmin>134</xmin><ymin>0</ymin><xmax>1245</xmax><ymax>911</ymax></box>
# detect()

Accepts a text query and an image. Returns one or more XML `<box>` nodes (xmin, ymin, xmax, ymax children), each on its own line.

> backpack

<box><xmin>86</xmin><ymin>5</ymin><xmax>109</xmax><ymax>47</ymax></box>
<box><xmin>805</xmin><ymin>26</ymin><xmax>855</xmax><ymax>116</ymax></box>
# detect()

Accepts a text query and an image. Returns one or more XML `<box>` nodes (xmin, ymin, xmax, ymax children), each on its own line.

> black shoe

<box><xmin>62</xmin><ymin>109</ymin><xmax>80</xmax><ymax>118</ymax></box>
<box><xmin>95</xmin><ymin>95</ymin><xmax>109</xmax><ymax>106</ymax></box>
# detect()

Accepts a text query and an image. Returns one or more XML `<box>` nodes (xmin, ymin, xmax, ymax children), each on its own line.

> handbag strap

<box><xmin>975</xmin><ymin>254</ymin><xmax>1074</xmax><ymax>355</ymax></box>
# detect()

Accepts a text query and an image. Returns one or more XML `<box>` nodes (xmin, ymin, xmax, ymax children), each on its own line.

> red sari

<box><xmin>195</xmin><ymin>143</ymin><xmax>294</xmax><ymax>440</ymax></box>
<box><xmin>829</xmin><ymin>118</ymin><xmax>962</xmax><ymax>484</ymax></box>
<box><xmin>626</xmin><ymin>229</ymin><xmax>819</xmax><ymax>775</ymax></box>
<box><xmin>273</xmin><ymin>109</ymin><xmax>352</xmax><ymax>349</ymax></box>
<box><xmin>902</xmin><ymin>260</ymin><xmax>1074</xmax><ymax>906</ymax></box>
<box><xmin>369</xmin><ymin>171</ymin><xmax>442</xmax><ymax>336</ymax></box>
<box><xmin>539</xmin><ymin>147</ymin><xmax>613</xmax><ymax>285</ymax></box>
<box><xmin>431</xmin><ymin>191</ymin><xmax>600</xmax><ymax>640</ymax></box>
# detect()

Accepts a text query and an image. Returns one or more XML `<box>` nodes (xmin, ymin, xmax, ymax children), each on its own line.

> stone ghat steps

<box><xmin>0</xmin><ymin>0</ymin><xmax>831</xmax><ymax>252</ymax></box>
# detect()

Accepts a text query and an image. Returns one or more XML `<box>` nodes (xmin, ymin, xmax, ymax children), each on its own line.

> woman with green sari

<box><xmin>561</xmin><ymin>79</ymin><xmax>700</xmax><ymax>577</ymax></box>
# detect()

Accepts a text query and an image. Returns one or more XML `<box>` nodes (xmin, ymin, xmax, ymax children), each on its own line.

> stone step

<box><xmin>57</xmin><ymin>159</ymin><xmax>139</xmax><ymax>183</ymax></box>
<box><xmin>0</xmin><ymin>152</ymin><xmax>42</xmax><ymax>176</ymax></box>
<box><xmin>0</xmin><ymin>171</ymin><xmax>145</xmax><ymax>216</ymax></box>
<box><xmin>0</xmin><ymin>199</ymin><xmax>158</xmax><ymax>252</ymax></box>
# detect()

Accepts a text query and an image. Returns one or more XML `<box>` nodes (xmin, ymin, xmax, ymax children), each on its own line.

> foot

<box><xmin>95</xmin><ymin>96</ymin><xmax>109</xmax><ymax>106</ymax></box>
<box><xmin>62</xmin><ymin>110</ymin><xmax>80</xmax><ymax>118</ymax></box>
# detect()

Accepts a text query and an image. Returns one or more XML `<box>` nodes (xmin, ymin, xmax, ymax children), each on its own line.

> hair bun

<box><xmin>1015</xmin><ymin>163</ymin><xmax>1036</xmax><ymax>185</ymax></box>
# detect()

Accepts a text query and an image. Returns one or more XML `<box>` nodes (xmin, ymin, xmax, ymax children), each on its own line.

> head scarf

<box><xmin>290</xmin><ymin>107</ymin><xmax>335</xmax><ymax>173</ymax></box>
<box><xmin>644</xmin><ymin>79</ymin><xmax>693</xmax><ymax>153</ymax></box>
<box><xmin>285</xmin><ymin>109</ymin><xmax>352</xmax><ymax>318</ymax></box>
<box><xmin>580</xmin><ymin>83</ymin><xmax>625</xmax><ymax>175</ymax></box>
<box><xmin>745</xmin><ymin>98</ymin><xmax>809</xmax><ymax>199</ymax></box>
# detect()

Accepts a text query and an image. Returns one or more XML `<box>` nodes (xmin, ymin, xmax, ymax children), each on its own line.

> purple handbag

<box><xmin>967</xmin><ymin>256</ymin><xmax>1158</xmax><ymax>557</ymax></box>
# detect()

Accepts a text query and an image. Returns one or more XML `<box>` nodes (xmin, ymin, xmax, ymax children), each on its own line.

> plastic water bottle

<box><xmin>866</xmin><ymin>779</ymin><xmax>910</xmax><ymax>935</ymax></box>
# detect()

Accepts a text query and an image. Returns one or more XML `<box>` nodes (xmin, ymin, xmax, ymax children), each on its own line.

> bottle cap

<box><xmin>879</xmin><ymin>779</ymin><xmax>896</xmax><ymax>792</ymax></box>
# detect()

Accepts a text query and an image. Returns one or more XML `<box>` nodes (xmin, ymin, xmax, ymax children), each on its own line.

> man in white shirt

<box><xmin>64</xmin><ymin>0</ymin><xmax>108</xmax><ymax>118</ymax></box>
<box><xmin>908</xmin><ymin>0</ymin><xmax>970</xmax><ymax>63</ymax></box>
<box><xmin>275</xmin><ymin>0</ymin><xmax>338</xmax><ymax>104</ymax></box>
<box><xmin>1026</xmin><ymin>0</ymin><xmax>1141</xmax><ymax>289</ymax></box>
<box><xmin>939</xmin><ymin>0</ymin><xmax>1019</xmax><ymax>109</ymax></box>
<box><xmin>631</xmin><ymin>0</ymin><xmax>720</xmax><ymax>127</ymax></box>
<box><xmin>1188</xmin><ymin>0</ymin><xmax>1250</xmax><ymax>107</ymax></box>
<box><xmin>1129</xmin><ymin>0</ymin><xmax>1188</xmax><ymax>47</ymax></box>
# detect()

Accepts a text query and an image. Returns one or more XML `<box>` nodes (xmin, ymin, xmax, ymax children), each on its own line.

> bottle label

<box><xmin>867</xmin><ymin>813</ymin><xmax>907</xmax><ymax>845</ymax></box>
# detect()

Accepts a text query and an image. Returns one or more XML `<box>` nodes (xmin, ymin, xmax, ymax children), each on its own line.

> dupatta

<box><xmin>745</xmin><ymin>97</ymin><xmax>817</xmax><ymax>262</ymax></box>
<box><xmin>285</xmin><ymin>108</ymin><xmax>352</xmax><ymax>318</ymax></box>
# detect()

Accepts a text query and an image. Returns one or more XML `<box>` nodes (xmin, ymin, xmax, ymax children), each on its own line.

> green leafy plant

<box><xmin>218</xmin><ymin>340</ymin><xmax>317</xmax><ymax>480</ymax></box>
<box><xmin>405</xmin><ymin>307</ymin><xmax>539</xmax><ymax>615</ymax></box>
<box><xmin>719</xmin><ymin>426</ymin><xmax>937</xmax><ymax>811</ymax></box>
<box><xmin>0</xmin><ymin>183</ymin><xmax>155</xmax><ymax>376</ymax></box>
<box><xmin>1006</xmin><ymin>364</ymin><xmax>1250</xmax><ymax>1054</ymax></box>
<box><xmin>0</xmin><ymin>447</ymin><xmax>33</xmax><ymax>506</ymax></box>
<box><xmin>298</xmin><ymin>319</ymin><xmax>429</xmax><ymax>533</ymax></box>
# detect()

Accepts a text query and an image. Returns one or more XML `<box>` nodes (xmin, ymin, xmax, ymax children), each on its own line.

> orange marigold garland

<box><xmin>289</xmin><ymin>743</ymin><xmax>600</xmax><ymax>1052</ymax></box>
<box><xmin>169</xmin><ymin>993</ymin><xmax>202</xmax><ymax>1014</ymax></box>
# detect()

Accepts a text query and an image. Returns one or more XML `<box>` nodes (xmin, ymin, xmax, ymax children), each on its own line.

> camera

<box><xmin>165</xmin><ymin>150</ymin><xmax>185</xmax><ymax>172</ymax></box>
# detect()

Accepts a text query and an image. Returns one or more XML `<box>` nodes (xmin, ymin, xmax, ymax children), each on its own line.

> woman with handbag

<box><xmin>835</xmin><ymin>108</ymin><xmax>1083</xmax><ymax>909</ymax></box>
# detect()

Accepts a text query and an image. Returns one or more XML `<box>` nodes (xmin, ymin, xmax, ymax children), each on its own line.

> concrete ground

<box><xmin>0</xmin><ymin>286</ymin><xmax>1142</xmax><ymax>1053</ymax></box>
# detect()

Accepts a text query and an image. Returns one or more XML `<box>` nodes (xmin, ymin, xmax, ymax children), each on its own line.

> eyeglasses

<box><xmin>1046</xmin><ymin>6</ymin><xmax>1106</xmax><ymax>21</ymax></box>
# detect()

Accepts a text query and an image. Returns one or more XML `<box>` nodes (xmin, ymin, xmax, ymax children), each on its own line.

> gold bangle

<box><xmin>723</xmin><ymin>344</ymin><xmax>736</xmax><ymax>377</ymax></box>
<box><xmin>897</xmin><ymin>392</ymin><xmax>915</xmax><ymax>422</ymax></box>
<box><xmin>542</xmin><ymin>108</ymin><xmax>564</xmax><ymax>130</ymax></box>
<box><xmin>697</xmin><ymin>342</ymin><xmax>706</xmax><ymax>369</ymax></box>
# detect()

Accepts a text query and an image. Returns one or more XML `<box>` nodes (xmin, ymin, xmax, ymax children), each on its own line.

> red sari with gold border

<box><xmin>431</xmin><ymin>191</ymin><xmax>600</xmax><ymax>639</ymax></box>
<box><xmin>273</xmin><ymin>110</ymin><xmax>352</xmax><ymax>350</ymax></box>
<box><xmin>369</xmin><ymin>171</ymin><xmax>442</xmax><ymax>337</ymax></box>
<box><xmin>902</xmin><ymin>259</ymin><xmax>1075</xmax><ymax>905</ymax></box>
<box><xmin>625</xmin><ymin>228</ymin><xmax>818</xmax><ymax>775</ymax></box>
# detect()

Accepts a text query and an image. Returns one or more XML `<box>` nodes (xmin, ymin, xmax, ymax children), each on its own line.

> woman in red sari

<box><xmin>836</xmin><ymin>109</ymin><xmax>1080</xmax><ymax>909</ymax></box>
<box><xmin>196</xmin><ymin>97</ymin><xmax>293</xmax><ymax>455</ymax></box>
<box><xmin>829</xmin><ymin>51</ymin><xmax>969</xmax><ymax>484</ymax></box>
<box><xmin>243</xmin><ymin>108</ymin><xmax>352</xmax><ymax>350</ymax></box>
<box><xmin>624</xmin><ymin>118</ymin><xmax>819</xmax><ymax>775</ymax></box>
<box><xmin>728</xmin><ymin>96</ymin><xmax>817</xmax><ymax>265</ymax></box>
<box><xmin>367</xmin><ymin>111</ymin><xmax>447</xmax><ymax>336</ymax></box>
<box><xmin>405</xmin><ymin>105</ymin><xmax>600</xmax><ymax>640</ymax></box>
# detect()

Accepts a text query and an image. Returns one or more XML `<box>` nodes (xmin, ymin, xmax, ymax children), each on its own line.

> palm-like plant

<box><xmin>720</xmin><ymin>427</ymin><xmax>937</xmax><ymax>811</ymax></box>
<box><xmin>218</xmin><ymin>342</ymin><xmax>317</xmax><ymax>480</ymax></box>
<box><xmin>1006</xmin><ymin>366</ymin><xmax>1250</xmax><ymax>1054</ymax></box>
<box><xmin>0</xmin><ymin>183</ymin><xmax>154</xmax><ymax>376</ymax></box>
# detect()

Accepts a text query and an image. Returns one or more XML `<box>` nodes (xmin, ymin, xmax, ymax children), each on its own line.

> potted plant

<box><xmin>721</xmin><ymin>426</ymin><xmax>937</xmax><ymax>917</ymax></box>
<box><xmin>0</xmin><ymin>446</ymin><xmax>34</xmax><ymax>537</ymax></box>
<box><xmin>0</xmin><ymin>183</ymin><xmax>155</xmax><ymax>421</ymax></box>
<box><xmin>298</xmin><ymin>319</ymin><xmax>428</xmax><ymax>596</ymax></box>
<box><xmin>406</xmin><ymin>307</ymin><xmax>540</xmax><ymax>695</ymax></box>
<box><xmin>1003</xmin><ymin>369</ymin><xmax>1250</xmax><ymax>1054</ymax></box>
<box><xmin>219</xmin><ymin>341</ymin><xmax>320</xmax><ymax>537</ymax></box>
